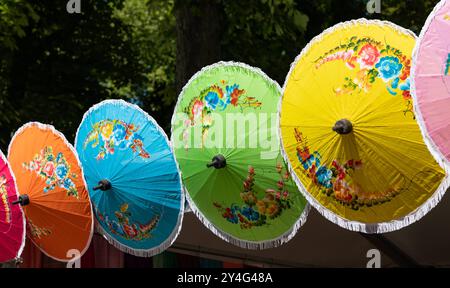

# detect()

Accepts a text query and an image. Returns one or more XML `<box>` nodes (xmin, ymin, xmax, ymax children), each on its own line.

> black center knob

<box><xmin>332</xmin><ymin>119</ymin><xmax>353</xmax><ymax>135</ymax></box>
<box><xmin>206</xmin><ymin>154</ymin><xmax>227</xmax><ymax>169</ymax></box>
<box><xmin>93</xmin><ymin>179</ymin><xmax>112</xmax><ymax>191</ymax></box>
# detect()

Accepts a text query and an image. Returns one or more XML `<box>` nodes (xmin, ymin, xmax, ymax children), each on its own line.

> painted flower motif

<box><xmin>182</xmin><ymin>82</ymin><xmax>261</xmax><ymax>150</ymax></box>
<box><xmin>55</xmin><ymin>164</ymin><xmax>68</xmax><ymax>180</ymax></box>
<box><xmin>0</xmin><ymin>175</ymin><xmax>6</xmax><ymax>186</ymax></box>
<box><xmin>276</xmin><ymin>163</ymin><xmax>283</xmax><ymax>173</ymax></box>
<box><xmin>399</xmin><ymin>57</ymin><xmax>411</xmax><ymax>81</ymax></box>
<box><xmin>391</xmin><ymin>77</ymin><xmax>400</xmax><ymax>89</ymax></box>
<box><xmin>191</xmin><ymin>100</ymin><xmax>204</xmax><ymax>119</ymax></box>
<box><xmin>29</xmin><ymin>161</ymin><xmax>39</xmax><ymax>171</ymax></box>
<box><xmin>214</xmin><ymin>163</ymin><xmax>293</xmax><ymax>229</ymax></box>
<box><xmin>111</xmin><ymin>221</ymin><xmax>122</xmax><ymax>234</ymax></box>
<box><xmin>399</xmin><ymin>78</ymin><xmax>410</xmax><ymax>91</ymax></box>
<box><xmin>104</xmin><ymin>140</ymin><xmax>115</xmax><ymax>154</ymax></box>
<box><xmin>97</xmin><ymin>203</ymin><xmax>160</xmax><ymax>241</ymax></box>
<box><xmin>227</xmin><ymin>84</ymin><xmax>245</xmax><ymax>107</ymax></box>
<box><xmin>84</xmin><ymin>120</ymin><xmax>150</xmax><ymax>160</ymax></box>
<box><xmin>293</xmin><ymin>129</ymin><xmax>395</xmax><ymax>210</ymax></box>
<box><xmin>357</xmin><ymin>44</ymin><xmax>381</xmax><ymax>69</ymax></box>
<box><xmin>120</xmin><ymin>203</ymin><xmax>129</xmax><ymax>213</ymax></box>
<box><xmin>277</xmin><ymin>180</ymin><xmax>284</xmax><ymax>189</ymax></box>
<box><xmin>63</xmin><ymin>178</ymin><xmax>74</xmax><ymax>189</ymax></box>
<box><xmin>205</xmin><ymin>91</ymin><xmax>220</xmax><ymax>110</ymax></box>
<box><xmin>0</xmin><ymin>175</ymin><xmax>11</xmax><ymax>224</ymax></box>
<box><xmin>375</xmin><ymin>56</ymin><xmax>403</xmax><ymax>82</ymax></box>
<box><xmin>317</xmin><ymin>36</ymin><xmax>414</xmax><ymax>118</ymax></box>
<box><xmin>446</xmin><ymin>54</ymin><xmax>450</xmax><ymax>76</ymax></box>
<box><xmin>27</xmin><ymin>219</ymin><xmax>51</xmax><ymax>239</ymax></box>
<box><xmin>354</xmin><ymin>69</ymin><xmax>372</xmax><ymax>92</ymax></box>
<box><xmin>316</xmin><ymin>166</ymin><xmax>332</xmax><ymax>188</ymax></box>
<box><xmin>113</xmin><ymin>124</ymin><xmax>127</xmax><ymax>142</ymax></box>
<box><xmin>23</xmin><ymin>147</ymin><xmax>79</xmax><ymax>198</ymax></box>
<box><xmin>100</xmin><ymin>123</ymin><xmax>114</xmax><ymax>140</ymax></box>
<box><xmin>241</xmin><ymin>206</ymin><xmax>259</xmax><ymax>221</ymax></box>
<box><xmin>227</xmin><ymin>214</ymin><xmax>239</xmax><ymax>224</ymax></box>
<box><xmin>402</xmin><ymin>90</ymin><xmax>411</xmax><ymax>100</ymax></box>
<box><xmin>42</xmin><ymin>162</ymin><xmax>55</xmax><ymax>177</ymax></box>
<box><xmin>301</xmin><ymin>153</ymin><xmax>320</xmax><ymax>170</ymax></box>
<box><xmin>123</xmin><ymin>223</ymin><xmax>138</xmax><ymax>238</ymax></box>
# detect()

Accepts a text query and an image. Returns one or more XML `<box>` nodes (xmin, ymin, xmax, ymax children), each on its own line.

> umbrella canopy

<box><xmin>0</xmin><ymin>150</ymin><xmax>25</xmax><ymax>263</ymax></box>
<box><xmin>412</xmin><ymin>0</ymin><xmax>450</xmax><ymax>169</ymax></box>
<box><xmin>171</xmin><ymin>62</ymin><xmax>309</xmax><ymax>249</ymax></box>
<box><xmin>75</xmin><ymin>99</ymin><xmax>184</xmax><ymax>257</ymax></box>
<box><xmin>8</xmin><ymin>122</ymin><xmax>93</xmax><ymax>261</ymax></box>
<box><xmin>279</xmin><ymin>19</ymin><xmax>449</xmax><ymax>233</ymax></box>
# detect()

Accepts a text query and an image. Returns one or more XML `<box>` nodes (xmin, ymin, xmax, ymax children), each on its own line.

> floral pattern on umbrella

<box><xmin>213</xmin><ymin>164</ymin><xmax>294</xmax><ymax>229</ymax></box>
<box><xmin>96</xmin><ymin>203</ymin><xmax>160</xmax><ymax>241</ymax></box>
<box><xmin>182</xmin><ymin>80</ymin><xmax>262</xmax><ymax>148</ymax></box>
<box><xmin>83</xmin><ymin>119</ymin><xmax>150</xmax><ymax>160</ymax></box>
<box><xmin>445</xmin><ymin>54</ymin><xmax>450</xmax><ymax>75</ymax></box>
<box><xmin>0</xmin><ymin>175</ymin><xmax>11</xmax><ymax>224</ymax></box>
<box><xmin>22</xmin><ymin>147</ymin><xmax>79</xmax><ymax>198</ymax></box>
<box><xmin>292</xmin><ymin>128</ymin><xmax>405</xmax><ymax>210</ymax></box>
<box><xmin>27</xmin><ymin>219</ymin><xmax>51</xmax><ymax>239</ymax></box>
<box><xmin>315</xmin><ymin>37</ymin><xmax>413</xmax><ymax>117</ymax></box>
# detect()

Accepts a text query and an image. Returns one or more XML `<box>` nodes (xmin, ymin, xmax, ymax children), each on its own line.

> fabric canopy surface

<box><xmin>412</xmin><ymin>0</ymin><xmax>450</xmax><ymax>170</ymax></box>
<box><xmin>8</xmin><ymin>122</ymin><xmax>93</xmax><ymax>261</ymax></box>
<box><xmin>0</xmin><ymin>150</ymin><xmax>25</xmax><ymax>263</ymax></box>
<box><xmin>172</xmin><ymin>62</ymin><xmax>309</xmax><ymax>249</ymax></box>
<box><xmin>75</xmin><ymin>99</ymin><xmax>184</xmax><ymax>257</ymax></box>
<box><xmin>279</xmin><ymin>19</ymin><xmax>448</xmax><ymax>233</ymax></box>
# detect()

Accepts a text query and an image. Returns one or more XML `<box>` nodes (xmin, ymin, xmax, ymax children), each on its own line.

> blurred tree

<box><xmin>175</xmin><ymin>0</ymin><xmax>223</xmax><ymax>95</ymax></box>
<box><xmin>0</xmin><ymin>0</ymin><xmax>39</xmax><ymax>142</ymax></box>
<box><xmin>0</xmin><ymin>0</ymin><xmax>443</xmax><ymax>151</ymax></box>
<box><xmin>376</xmin><ymin>0</ymin><xmax>440</xmax><ymax>34</ymax></box>
<box><xmin>221</xmin><ymin>0</ymin><xmax>309</xmax><ymax>84</ymax></box>
<box><xmin>112</xmin><ymin>0</ymin><xmax>176</xmax><ymax>130</ymax></box>
<box><xmin>0</xmin><ymin>0</ymin><xmax>137</xmax><ymax>148</ymax></box>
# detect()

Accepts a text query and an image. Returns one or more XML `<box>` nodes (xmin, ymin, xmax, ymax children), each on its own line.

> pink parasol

<box><xmin>412</xmin><ymin>0</ymin><xmax>450</xmax><ymax>169</ymax></box>
<box><xmin>0</xmin><ymin>150</ymin><xmax>25</xmax><ymax>263</ymax></box>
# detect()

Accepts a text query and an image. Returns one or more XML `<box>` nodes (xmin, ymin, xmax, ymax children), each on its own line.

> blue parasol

<box><xmin>75</xmin><ymin>99</ymin><xmax>184</xmax><ymax>257</ymax></box>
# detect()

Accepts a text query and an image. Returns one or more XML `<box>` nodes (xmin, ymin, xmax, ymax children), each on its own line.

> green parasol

<box><xmin>171</xmin><ymin>62</ymin><xmax>310</xmax><ymax>249</ymax></box>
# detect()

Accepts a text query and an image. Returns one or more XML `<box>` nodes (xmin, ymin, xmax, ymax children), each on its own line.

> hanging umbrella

<box><xmin>8</xmin><ymin>122</ymin><xmax>93</xmax><ymax>261</ymax></box>
<box><xmin>171</xmin><ymin>62</ymin><xmax>309</xmax><ymax>249</ymax></box>
<box><xmin>75</xmin><ymin>99</ymin><xmax>184</xmax><ymax>257</ymax></box>
<box><xmin>279</xmin><ymin>19</ymin><xmax>449</xmax><ymax>233</ymax></box>
<box><xmin>0</xmin><ymin>150</ymin><xmax>25</xmax><ymax>263</ymax></box>
<box><xmin>412</xmin><ymin>0</ymin><xmax>450</xmax><ymax>170</ymax></box>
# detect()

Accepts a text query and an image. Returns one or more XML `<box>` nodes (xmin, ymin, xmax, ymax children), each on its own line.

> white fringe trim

<box><xmin>74</xmin><ymin>99</ymin><xmax>185</xmax><ymax>257</ymax></box>
<box><xmin>0</xmin><ymin>150</ymin><xmax>26</xmax><ymax>263</ymax></box>
<box><xmin>411</xmin><ymin>0</ymin><xmax>450</xmax><ymax>173</ymax></box>
<box><xmin>170</xmin><ymin>61</ymin><xmax>310</xmax><ymax>249</ymax></box>
<box><xmin>278</xmin><ymin>18</ymin><xmax>450</xmax><ymax>233</ymax></box>
<box><xmin>7</xmin><ymin>121</ymin><xmax>94</xmax><ymax>262</ymax></box>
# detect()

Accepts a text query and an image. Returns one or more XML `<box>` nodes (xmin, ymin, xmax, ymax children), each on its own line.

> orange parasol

<box><xmin>8</xmin><ymin>122</ymin><xmax>93</xmax><ymax>262</ymax></box>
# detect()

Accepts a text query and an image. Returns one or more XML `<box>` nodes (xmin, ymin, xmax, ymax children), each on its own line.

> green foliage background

<box><xmin>0</xmin><ymin>0</ymin><xmax>440</xmax><ymax>150</ymax></box>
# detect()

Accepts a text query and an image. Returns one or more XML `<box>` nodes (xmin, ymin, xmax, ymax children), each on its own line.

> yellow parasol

<box><xmin>279</xmin><ymin>19</ymin><xmax>449</xmax><ymax>233</ymax></box>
